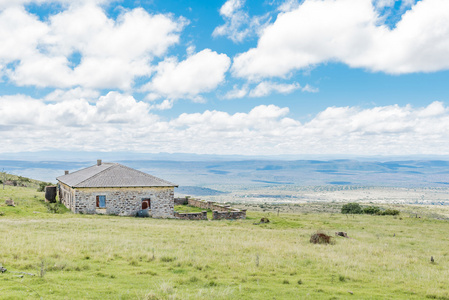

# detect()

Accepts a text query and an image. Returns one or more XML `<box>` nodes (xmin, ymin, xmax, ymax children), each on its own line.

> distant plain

<box><xmin>3</xmin><ymin>158</ymin><xmax>449</xmax><ymax>207</ymax></box>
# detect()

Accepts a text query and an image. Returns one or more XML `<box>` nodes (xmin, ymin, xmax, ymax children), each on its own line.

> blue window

<box><xmin>96</xmin><ymin>195</ymin><xmax>106</xmax><ymax>208</ymax></box>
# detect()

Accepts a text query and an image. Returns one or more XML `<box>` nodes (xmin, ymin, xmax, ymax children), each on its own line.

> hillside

<box><xmin>1</xmin><ymin>183</ymin><xmax>449</xmax><ymax>299</ymax></box>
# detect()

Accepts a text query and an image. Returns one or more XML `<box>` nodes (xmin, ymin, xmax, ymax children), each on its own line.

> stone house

<box><xmin>57</xmin><ymin>160</ymin><xmax>177</xmax><ymax>218</ymax></box>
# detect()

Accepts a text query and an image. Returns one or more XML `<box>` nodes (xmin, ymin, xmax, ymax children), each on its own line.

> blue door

<box><xmin>98</xmin><ymin>195</ymin><xmax>106</xmax><ymax>208</ymax></box>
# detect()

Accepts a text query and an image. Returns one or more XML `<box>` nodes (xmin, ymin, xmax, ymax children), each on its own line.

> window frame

<box><xmin>141</xmin><ymin>198</ymin><xmax>151</xmax><ymax>210</ymax></box>
<box><xmin>96</xmin><ymin>195</ymin><xmax>106</xmax><ymax>208</ymax></box>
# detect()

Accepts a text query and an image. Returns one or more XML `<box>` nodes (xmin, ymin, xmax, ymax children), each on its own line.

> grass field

<box><xmin>1</xmin><ymin>185</ymin><xmax>449</xmax><ymax>299</ymax></box>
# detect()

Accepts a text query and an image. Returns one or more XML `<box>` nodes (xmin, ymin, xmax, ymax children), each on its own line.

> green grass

<box><xmin>1</xmin><ymin>186</ymin><xmax>449</xmax><ymax>299</ymax></box>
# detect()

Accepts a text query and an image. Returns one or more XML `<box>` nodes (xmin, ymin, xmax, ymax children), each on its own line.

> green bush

<box><xmin>381</xmin><ymin>209</ymin><xmax>400</xmax><ymax>216</ymax></box>
<box><xmin>38</xmin><ymin>182</ymin><xmax>52</xmax><ymax>192</ymax></box>
<box><xmin>45</xmin><ymin>202</ymin><xmax>65</xmax><ymax>214</ymax></box>
<box><xmin>363</xmin><ymin>206</ymin><xmax>381</xmax><ymax>215</ymax></box>
<box><xmin>341</xmin><ymin>203</ymin><xmax>362</xmax><ymax>214</ymax></box>
<box><xmin>342</xmin><ymin>204</ymin><xmax>400</xmax><ymax>216</ymax></box>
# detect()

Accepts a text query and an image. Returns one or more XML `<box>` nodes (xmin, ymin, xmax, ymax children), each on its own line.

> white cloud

<box><xmin>223</xmin><ymin>84</ymin><xmax>249</xmax><ymax>99</ymax></box>
<box><xmin>278</xmin><ymin>0</ymin><xmax>300</xmax><ymax>12</ymax></box>
<box><xmin>150</xmin><ymin>99</ymin><xmax>174</xmax><ymax>111</ymax></box>
<box><xmin>373</xmin><ymin>0</ymin><xmax>395</xmax><ymax>9</ymax></box>
<box><xmin>0</xmin><ymin>3</ymin><xmax>185</xmax><ymax>89</ymax></box>
<box><xmin>223</xmin><ymin>81</ymin><xmax>312</xmax><ymax>99</ymax></box>
<box><xmin>0</xmin><ymin>0</ymin><xmax>112</xmax><ymax>9</ymax></box>
<box><xmin>2</xmin><ymin>94</ymin><xmax>449</xmax><ymax>155</ymax></box>
<box><xmin>44</xmin><ymin>87</ymin><xmax>100</xmax><ymax>102</ymax></box>
<box><xmin>0</xmin><ymin>7</ymin><xmax>48</xmax><ymax>62</ymax></box>
<box><xmin>0</xmin><ymin>92</ymin><xmax>151</xmax><ymax>128</ymax></box>
<box><xmin>232</xmin><ymin>0</ymin><xmax>449</xmax><ymax>79</ymax></box>
<box><xmin>144</xmin><ymin>49</ymin><xmax>231</xmax><ymax>101</ymax></box>
<box><xmin>249</xmin><ymin>81</ymin><xmax>300</xmax><ymax>97</ymax></box>
<box><xmin>301</xmin><ymin>84</ymin><xmax>319</xmax><ymax>93</ymax></box>
<box><xmin>213</xmin><ymin>0</ymin><xmax>270</xmax><ymax>42</ymax></box>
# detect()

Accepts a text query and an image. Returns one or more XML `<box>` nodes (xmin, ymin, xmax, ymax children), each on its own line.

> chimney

<box><xmin>97</xmin><ymin>159</ymin><xmax>102</xmax><ymax>166</ymax></box>
<box><xmin>64</xmin><ymin>170</ymin><xmax>69</xmax><ymax>175</ymax></box>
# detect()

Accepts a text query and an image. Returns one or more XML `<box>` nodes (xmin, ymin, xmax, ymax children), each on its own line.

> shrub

<box><xmin>18</xmin><ymin>176</ymin><xmax>30</xmax><ymax>183</ymax></box>
<box><xmin>310</xmin><ymin>232</ymin><xmax>333</xmax><ymax>244</ymax></box>
<box><xmin>363</xmin><ymin>206</ymin><xmax>381</xmax><ymax>215</ymax></box>
<box><xmin>45</xmin><ymin>202</ymin><xmax>65</xmax><ymax>214</ymax></box>
<box><xmin>382</xmin><ymin>209</ymin><xmax>400</xmax><ymax>216</ymax></box>
<box><xmin>38</xmin><ymin>182</ymin><xmax>49</xmax><ymax>192</ymax></box>
<box><xmin>341</xmin><ymin>203</ymin><xmax>362</xmax><ymax>214</ymax></box>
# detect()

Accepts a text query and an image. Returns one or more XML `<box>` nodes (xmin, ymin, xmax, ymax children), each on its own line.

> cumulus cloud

<box><xmin>249</xmin><ymin>81</ymin><xmax>300</xmax><ymax>97</ymax></box>
<box><xmin>223</xmin><ymin>81</ymin><xmax>313</xmax><ymax>99</ymax></box>
<box><xmin>1</xmin><ymin>93</ymin><xmax>449</xmax><ymax>155</ymax></box>
<box><xmin>0</xmin><ymin>0</ymin><xmax>112</xmax><ymax>9</ymax></box>
<box><xmin>143</xmin><ymin>49</ymin><xmax>231</xmax><ymax>101</ymax></box>
<box><xmin>0</xmin><ymin>3</ymin><xmax>185</xmax><ymax>89</ymax></box>
<box><xmin>150</xmin><ymin>99</ymin><xmax>174</xmax><ymax>111</ymax></box>
<box><xmin>278</xmin><ymin>0</ymin><xmax>301</xmax><ymax>12</ymax></box>
<box><xmin>44</xmin><ymin>87</ymin><xmax>100</xmax><ymax>102</ymax></box>
<box><xmin>223</xmin><ymin>84</ymin><xmax>249</xmax><ymax>99</ymax></box>
<box><xmin>232</xmin><ymin>0</ymin><xmax>449</xmax><ymax>79</ymax></box>
<box><xmin>301</xmin><ymin>84</ymin><xmax>319</xmax><ymax>93</ymax></box>
<box><xmin>213</xmin><ymin>0</ymin><xmax>270</xmax><ymax>42</ymax></box>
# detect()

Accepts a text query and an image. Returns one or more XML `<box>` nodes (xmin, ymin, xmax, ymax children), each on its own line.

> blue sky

<box><xmin>1</xmin><ymin>0</ymin><xmax>449</xmax><ymax>157</ymax></box>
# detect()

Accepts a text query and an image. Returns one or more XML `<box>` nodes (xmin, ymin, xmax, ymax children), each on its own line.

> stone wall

<box><xmin>213</xmin><ymin>210</ymin><xmax>247</xmax><ymax>220</ymax></box>
<box><xmin>185</xmin><ymin>198</ymin><xmax>246</xmax><ymax>220</ymax></box>
<box><xmin>174</xmin><ymin>211</ymin><xmax>207</xmax><ymax>220</ymax></box>
<box><xmin>58</xmin><ymin>183</ymin><xmax>175</xmax><ymax>218</ymax></box>
<box><xmin>187</xmin><ymin>198</ymin><xmax>210</xmax><ymax>210</ymax></box>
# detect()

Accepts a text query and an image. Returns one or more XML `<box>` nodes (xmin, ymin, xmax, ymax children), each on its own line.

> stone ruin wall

<box><xmin>174</xmin><ymin>211</ymin><xmax>207</xmax><ymax>220</ymax></box>
<box><xmin>213</xmin><ymin>210</ymin><xmax>247</xmax><ymax>220</ymax></box>
<box><xmin>173</xmin><ymin>197</ymin><xmax>246</xmax><ymax>220</ymax></box>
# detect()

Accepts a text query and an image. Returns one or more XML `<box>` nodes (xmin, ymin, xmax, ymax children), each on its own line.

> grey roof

<box><xmin>57</xmin><ymin>163</ymin><xmax>177</xmax><ymax>188</ymax></box>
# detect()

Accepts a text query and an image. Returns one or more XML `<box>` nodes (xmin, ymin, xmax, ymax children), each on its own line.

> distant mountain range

<box><xmin>1</xmin><ymin>157</ymin><xmax>449</xmax><ymax>188</ymax></box>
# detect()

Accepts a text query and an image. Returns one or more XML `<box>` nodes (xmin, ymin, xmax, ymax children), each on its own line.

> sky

<box><xmin>1</xmin><ymin>0</ymin><xmax>449</xmax><ymax>157</ymax></box>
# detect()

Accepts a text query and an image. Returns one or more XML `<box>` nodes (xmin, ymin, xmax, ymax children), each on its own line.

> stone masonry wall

<box><xmin>186</xmin><ymin>198</ymin><xmax>246</xmax><ymax>220</ymax></box>
<box><xmin>187</xmin><ymin>198</ymin><xmax>210</xmax><ymax>210</ymax></box>
<box><xmin>213</xmin><ymin>210</ymin><xmax>246</xmax><ymax>220</ymax></box>
<box><xmin>174</xmin><ymin>211</ymin><xmax>207</xmax><ymax>220</ymax></box>
<box><xmin>58</xmin><ymin>184</ymin><xmax>175</xmax><ymax>218</ymax></box>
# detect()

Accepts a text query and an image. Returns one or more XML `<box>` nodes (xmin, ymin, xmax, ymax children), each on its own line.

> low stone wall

<box><xmin>185</xmin><ymin>198</ymin><xmax>246</xmax><ymax>220</ymax></box>
<box><xmin>213</xmin><ymin>210</ymin><xmax>247</xmax><ymax>220</ymax></box>
<box><xmin>174</xmin><ymin>211</ymin><xmax>207</xmax><ymax>220</ymax></box>
<box><xmin>187</xmin><ymin>198</ymin><xmax>234</xmax><ymax>212</ymax></box>
<box><xmin>187</xmin><ymin>198</ymin><xmax>210</xmax><ymax>210</ymax></box>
